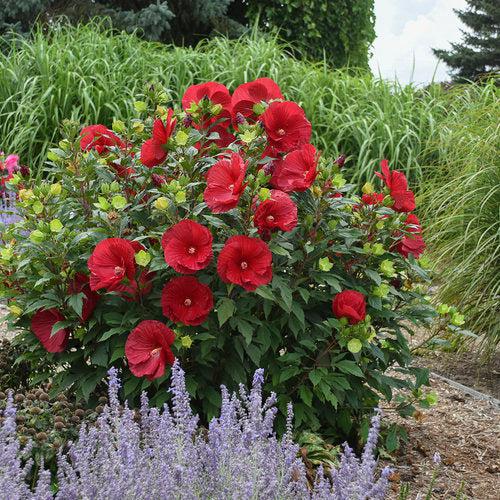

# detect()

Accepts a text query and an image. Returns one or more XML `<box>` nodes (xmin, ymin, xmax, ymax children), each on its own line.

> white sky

<box><xmin>370</xmin><ymin>0</ymin><xmax>468</xmax><ymax>84</ymax></box>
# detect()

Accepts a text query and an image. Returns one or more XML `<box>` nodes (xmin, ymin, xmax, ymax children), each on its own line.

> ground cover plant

<box><xmin>0</xmin><ymin>76</ymin><xmax>445</xmax><ymax>443</ymax></box>
<box><xmin>0</xmin><ymin>362</ymin><xmax>391</xmax><ymax>499</ymax></box>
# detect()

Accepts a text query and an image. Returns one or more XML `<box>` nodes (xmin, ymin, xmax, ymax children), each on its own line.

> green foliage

<box><xmin>433</xmin><ymin>0</ymin><xmax>500</xmax><ymax>81</ymax></box>
<box><xmin>421</xmin><ymin>81</ymin><xmax>500</xmax><ymax>356</ymax></box>
<box><xmin>247</xmin><ymin>0</ymin><xmax>376</xmax><ymax>68</ymax></box>
<box><xmin>1</xmin><ymin>87</ymin><xmax>436</xmax><ymax>441</ymax></box>
<box><xmin>0</xmin><ymin>22</ymin><xmax>448</xmax><ymax>185</ymax></box>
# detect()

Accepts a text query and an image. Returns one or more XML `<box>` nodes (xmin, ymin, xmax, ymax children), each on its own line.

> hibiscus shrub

<box><xmin>0</xmin><ymin>78</ymin><xmax>435</xmax><ymax>440</ymax></box>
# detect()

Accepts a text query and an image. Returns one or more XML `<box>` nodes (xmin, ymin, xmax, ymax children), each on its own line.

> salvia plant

<box><xmin>0</xmin><ymin>78</ymin><xmax>440</xmax><ymax>439</ymax></box>
<box><xmin>0</xmin><ymin>362</ymin><xmax>391</xmax><ymax>499</ymax></box>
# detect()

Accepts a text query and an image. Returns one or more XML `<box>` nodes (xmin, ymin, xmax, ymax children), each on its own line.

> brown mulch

<box><xmin>383</xmin><ymin>373</ymin><xmax>499</xmax><ymax>499</ymax></box>
<box><xmin>0</xmin><ymin>307</ymin><xmax>499</xmax><ymax>497</ymax></box>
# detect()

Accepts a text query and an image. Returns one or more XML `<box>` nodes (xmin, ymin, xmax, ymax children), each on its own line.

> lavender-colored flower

<box><xmin>0</xmin><ymin>191</ymin><xmax>20</xmax><ymax>233</ymax></box>
<box><xmin>433</xmin><ymin>452</ymin><xmax>441</xmax><ymax>465</ymax></box>
<box><xmin>0</xmin><ymin>365</ymin><xmax>390</xmax><ymax>499</ymax></box>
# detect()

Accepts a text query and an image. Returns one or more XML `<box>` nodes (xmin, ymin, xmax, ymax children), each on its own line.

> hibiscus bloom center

<box><xmin>114</xmin><ymin>266</ymin><xmax>124</xmax><ymax>277</ymax></box>
<box><xmin>187</xmin><ymin>246</ymin><xmax>196</xmax><ymax>254</ymax></box>
<box><xmin>277</xmin><ymin>128</ymin><xmax>286</xmax><ymax>136</ymax></box>
<box><xmin>184</xmin><ymin>298</ymin><xmax>192</xmax><ymax>306</ymax></box>
<box><xmin>240</xmin><ymin>261</ymin><xmax>248</xmax><ymax>270</ymax></box>
<box><xmin>150</xmin><ymin>347</ymin><xmax>161</xmax><ymax>358</ymax></box>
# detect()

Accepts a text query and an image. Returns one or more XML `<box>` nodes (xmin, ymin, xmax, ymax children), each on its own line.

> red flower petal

<box><xmin>254</xmin><ymin>190</ymin><xmax>298</xmax><ymax>237</ymax></box>
<box><xmin>125</xmin><ymin>320</ymin><xmax>175</xmax><ymax>380</ymax></box>
<box><xmin>261</xmin><ymin>101</ymin><xmax>311</xmax><ymax>155</ymax></box>
<box><xmin>217</xmin><ymin>235</ymin><xmax>273</xmax><ymax>291</ymax></box>
<box><xmin>161</xmin><ymin>220</ymin><xmax>213</xmax><ymax>274</ymax></box>
<box><xmin>332</xmin><ymin>290</ymin><xmax>367</xmax><ymax>325</ymax></box>
<box><xmin>162</xmin><ymin>276</ymin><xmax>214</xmax><ymax>326</ymax></box>
<box><xmin>31</xmin><ymin>309</ymin><xmax>69</xmax><ymax>353</ymax></box>
<box><xmin>88</xmin><ymin>238</ymin><xmax>136</xmax><ymax>291</ymax></box>
<box><xmin>271</xmin><ymin>144</ymin><xmax>318</xmax><ymax>192</ymax></box>
<box><xmin>80</xmin><ymin>125</ymin><xmax>124</xmax><ymax>153</ymax></box>
<box><xmin>204</xmin><ymin>153</ymin><xmax>247</xmax><ymax>213</ymax></box>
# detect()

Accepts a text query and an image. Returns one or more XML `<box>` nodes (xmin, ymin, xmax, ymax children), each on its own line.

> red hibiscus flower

<box><xmin>204</xmin><ymin>153</ymin><xmax>248</xmax><ymax>213</ymax></box>
<box><xmin>260</xmin><ymin>101</ymin><xmax>311</xmax><ymax>155</ymax></box>
<box><xmin>396</xmin><ymin>234</ymin><xmax>426</xmax><ymax>259</ymax></box>
<box><xmin>80</xmin><ymin>125</ymin><xmax>125</xmax><ymax>154</ymax></box>
<box><xmin>161</xmin><ymin>276</ymin><xmax>214</xmax><ymax>326</ymax></box>
<box><xmin>394</xmin><ymin>214</ymin><xmax>425</xmax><ymax>258</ymax></box>
<box><xmin>68</xmin><ymin>273</ymin><xmax>100</xmax><ymax>322</ymax></box>
<box><xmin>162</xmin><ymin>220</ymin><xmax>213</xmax><ymax>274</ymax></box>
<box><xmin>140</xmin><ymin>109</ymin><xmax>177</xmax><ymax>167</ymax></box>
<box><xmin>361</xmin><ymin>193</ymin><xmax>385</xmax><ymax>205</ymax></box>
<box><xmin>31</xmin><ymin>308</ymin><xmax>69</xmax><ymax>353</ymax></box>
<box><xmin>125</xmin><ymin>320</ymin><xmax>175</xmax><ymax>381</ymax></box>
<box><xmin>88</xmin><ymin>238</ymin><xmax>136</xmax><ymax>292</ymax></box>
<box><xmin>231</xmin><ymin>78</ymin><xmax>283</xmax><ymax>126</ymax></box>
<box><xmin>375</xmin><ymin>160</ymin><xmax>416</xmax><ymax>213</ymax></box>
<box><xmin>332</xmin><ymin>290</ymin><xmax>367</xmax><ymax>325</ymax></box>
<box><xmin>254</xmin><ymin>190</ymin><xmax>298</xmax><ymax>239</ymax></box>
<box><xmin>182</xmin><ymin>82</ymin><xmax>232</xmax><ymax>126</ymax></box>
<box><xmin>217</xmin><ymin>235</ymin><xmax>273</xmax><ymax>291</ymax></box>
<box><xmin>271</xmin><ymin>144</ymin><xmax>318</xmax><ymax>192</ymax></box>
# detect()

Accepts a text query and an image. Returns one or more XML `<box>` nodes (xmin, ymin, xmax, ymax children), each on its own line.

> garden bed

<box><xmin>1</xmin><ymin>306</ymin><xmax>498</xmax><ymax>498</ymax></box>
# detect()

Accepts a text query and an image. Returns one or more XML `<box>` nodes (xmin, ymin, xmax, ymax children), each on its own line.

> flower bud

<box><xmin>49</xmin><ymin>183</ymin><xmax>62</xmax><ymax>196</ymax></box>
<box><xmin>111</xmin><ymin>195</ymin><xmax>127</xmax><ymax>210</ymax></box>
<box><xmin>8</xmin><ymin>304</ymin><xmax>22</xmax><ymax>316</ymax></box>
<box><xmin>30</xmin><ymin>230</ymin><xmax>45</xmax><ymax>243</ymax></box>
<box><xmin>109</xmin><ymin>181</ymin><xmax>121</xmax><ymax>193</ymax></box>
<box><xmin>235</xmin><ymin>112</ymin><xmax>246</xmax><ymax>125</ymax></box>
<box><xmin>372</xmin><ymin>283</ymin><xmax>390</xmax><ymax>298</ymax></box>
<box><xmin>436</xmin><ymin>304</ymin><xmax>450</xmax><ymax>315</ymax></box>
<box><xmin>252</xmin><ymin>102</ymin><xmax>266</xmax><ymax>116</ymax></box>
<box><xmin>154</xmin><ymin>197</ymin><xmax>169</xmax><ymax>211</ymax></box>
<box><xmin>210</xmin><ymin>103</ymin><xmax>223</xmax><ymax>116</ymax></box>
<box><xmin>32</xmin><ymin>200</ymin><xmax>43</xmax><ymax>214</ymax></box>
<box><xmin>332</xmin><ymin>174</ymin><xmax>346</xmax><ymax>188</ymax></box>
<box><xmin>49</xmin><ymin>219</ymin><xmax>63</xmax><ymax>233</ymax></box>
<box><xmin>379</xmin><ymin>259</ymin><xmax>396</xmax><ymax>277</ymax></box>
<box><xmin>20</xmin><ymin>165</ymin><xmax>30</xmax><ymax>177</ymax></box>
<box><xmin>112</xmin><ymin>119</ymin><xmax>126</xmax><ymax>134</ymax></box>
<box><xmin>132</xmin><ymin>121</ymin><xmax>145</xmax><ymax>133</ymax></box>
<box><xmin>181</xmin><ymin>336</ymin><xmax>193</xmax><ymax>348</ymax></box>
<box><xmin>134</xmin><ymin>101</ymin><xmax>147</xmax><ymax>113</ymax></box>
<box><xmin>151</xmin><ymin>174</ymin><xmax>166</xmax><ymax>187</ymax></box>
<box><xmin>362</xmin><ymin>182</ymin><xmax>374</xmax><ymax>194</ymax></box>
<box><xmin>19</xmin><ymin>189</ymin><xmax>34</xmax><ymax>201</ymax></box>
<box><xmin>175</xmin><ymin>191</ymin><xmax>186</xmax><ymax>204</ymax></box>
<box><xmin>175</xmin><ymin>130</ymin><xmax>189</xmax><ymax>146</ymax></box>
<box><xmin>182</xmin><ymin>115</ymin><xmax>193</xmax><ymax>127</ymax></box>
<box><xmin>371</xmin><ymin>243</ymin><xmax>385</xmax><ymax>256</ymax></box>
<box><xmin>258</xmin><ymin>188</ymin><xmax>271</xmax><ymax>201</ymax></box>
<box><xmin>451</xmin><ymin>313</ymin><xmax>465</xmax><ymax>326</ymax></box>
<box><xmin>318</xmin><ymin>257</ymin><xmax>333</xmax><ymax>272</ymax></box>
<box><xmin>135</xmin><ymin>250</ymin><xmax>151</xmax><ymax>266</ymax></box>
<box><xmin>334</xmin><ymin>154</ymin><xmax>346</xmax><ymax>168</ymax></box>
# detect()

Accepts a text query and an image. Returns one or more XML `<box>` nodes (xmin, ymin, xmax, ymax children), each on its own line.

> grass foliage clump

<box><xmin>1</xmin><ymin>21</ymin><xmax>447</xmax><ymax>183</ymax></box>
<box><xmin>421</xmin><ymin>83</ymin><xmax>500</xmax><ymax>355</ymax></box>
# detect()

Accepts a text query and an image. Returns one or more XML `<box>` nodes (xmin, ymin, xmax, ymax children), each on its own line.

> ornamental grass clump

<box><xmin>0</xmin><ymin>363</ymin><xmax>391</xmax><ymax>499</ymax></box>
<box><xmin>1</xmin><ymin>78</ymin><xmax>437</xmax><ymax>439</ymax></box>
